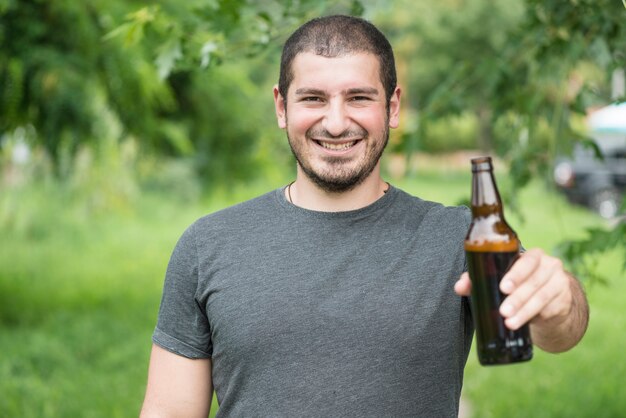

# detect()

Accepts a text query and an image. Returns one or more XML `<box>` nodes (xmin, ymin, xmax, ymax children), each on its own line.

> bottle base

<box><xmin>478</xmin><ymin>346</ymin><xmax>533</xmax><ymax>366</ymax></box>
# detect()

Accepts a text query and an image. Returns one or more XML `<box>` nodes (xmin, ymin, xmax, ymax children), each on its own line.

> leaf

<box><xmin>200</xmin><ymin>41</ymin><xmax>218</xmax><ymax>69</ymax></box>
<box><xmin>155</xmin><ymin>38</ymin><xmax>182</xmax><ymax>80</ymax></box>
<box><xmin>579</xmin><ymin>136</ymin><xmax>604</xmax><ymax>160</ymax></box>
<box><xmin>102</xmin><ymin>22</ymin><xmax>132</xmax><ymax>42</ymax></box>
<box><xmin>103</xmin><ymin>6</ymin><xmax>160</xmax><ymax>45</ymax></box>
<box><xmin>556</xmin><ymin>221</ymin><xmax>626</xmax><ymax>285</ymax></box>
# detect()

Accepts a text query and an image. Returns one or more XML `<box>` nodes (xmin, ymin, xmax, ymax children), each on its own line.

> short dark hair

<box><xmin>278</xmin><ymin>15</ymin><xmax>397</xmax><ymax>107</ymax></box>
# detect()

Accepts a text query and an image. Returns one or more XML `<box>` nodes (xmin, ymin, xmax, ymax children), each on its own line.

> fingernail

<box><xmin>500</xmin><ymin>303</ymin><xmax>514</xmax><ymax>317</ymax></box>
<box><xmin>506</xmin><ymin>317</ymin><xmax>519</xmax><ymax>330</ymax></box>
<box><xmin>500</xmin><ymin>279</ymin><xmax>513</xmax><ymax>293</ymax></box>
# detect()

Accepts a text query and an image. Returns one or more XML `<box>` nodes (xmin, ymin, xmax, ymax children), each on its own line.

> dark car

<box><xmin>553</xmin><ymin>131</ymin><xmax>626</xmax><ymax>219</ymax></box>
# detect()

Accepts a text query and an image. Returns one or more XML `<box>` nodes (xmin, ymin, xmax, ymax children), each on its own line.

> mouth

<box><xmin>314</xmin><ymin>140</ymin><xmax>360</xmax><ymax>151</ymax></box>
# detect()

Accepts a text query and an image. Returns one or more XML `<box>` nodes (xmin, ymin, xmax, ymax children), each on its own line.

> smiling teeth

<box><xmin>319</xmin><ymin>141</ymin><xmax>356</xmax><ymax>150</ymax></box>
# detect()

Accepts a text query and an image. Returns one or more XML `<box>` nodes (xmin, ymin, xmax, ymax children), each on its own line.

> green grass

<box><xmin>0</xmin><ymin>191</ymin><xmax>200</xmax><ymax>416</ymax></box>
<box><xmin>0</xmin><ymin>170</ymin><xmax>622</xmax><ymax>417</ymax></box>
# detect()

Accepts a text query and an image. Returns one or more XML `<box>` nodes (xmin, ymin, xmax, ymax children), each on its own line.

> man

<box><xmin>140</xmin><ymin>15</ymin><xmax>588</xmax><ymax>417</ymax></box>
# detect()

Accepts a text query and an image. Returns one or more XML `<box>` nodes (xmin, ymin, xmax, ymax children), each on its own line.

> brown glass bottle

<box><xmin>464</xmin><ymin>157</ymin><xmax>532</xmax><ymax>365</ymax></box>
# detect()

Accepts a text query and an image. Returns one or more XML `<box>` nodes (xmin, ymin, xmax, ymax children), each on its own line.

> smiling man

<box><xmin>275</xmin><ymin>51</ymin><xmax>399</xmax><ymax>202</ymax></box>
<box><xmin>140</xmin><ymin>15</ymin><xmax>588</xmax><ymax>418</ymax></box>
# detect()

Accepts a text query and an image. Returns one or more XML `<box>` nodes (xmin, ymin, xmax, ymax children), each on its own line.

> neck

<box><xmin>286</xmin><ymin>166</ymin><xmax>389</xmax><ymax>212</ymax></box>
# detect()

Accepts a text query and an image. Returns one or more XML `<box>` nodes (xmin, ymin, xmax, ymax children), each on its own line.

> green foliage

<box><xmin>396</xmin><ymin>113</ymin><xmax>477</xmax><ymax>154</ymax></box>
<box><xmin>0</xmin><ymin>0</ymin><xmax>175</xmax><ymax>166</ymax></box>
<box><xmin>107</xmin><ymin>0</ymin><xmax>367</xmax><ymax>79</ymax></box>
<box><xmin>497</xmin><ymin>0</ymin><xmax>626</xmax><ymax>170</ymax></box>
<box><xmin>0</xmin><ymin>0</ymin><xmax>370</xmax><ymax>183</ymax></box>
<box><xmin>107</xmin><ymin>0</ymin><xmax>370</xmax><ymax>182</ymax></box>
<box><xmin>389</xmin><ymin>0</ymin><xmax>625</xmax><ymax>161</ymax></box>
<box><xmin>384</xmin><ymin>0</ymin><xmax>525</xmax><ymax>153</ymax></box>
<box><xmin>556</xmin><ymin>223</ymin><xmax>626</xmax><ymax>285</ymax></box>
<box><xmin>504</xmin><ymin>0</ymin><xmax>626</xmax><ymax>281</ymax></box>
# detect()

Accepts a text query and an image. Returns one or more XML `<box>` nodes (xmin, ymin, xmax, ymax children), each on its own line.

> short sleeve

<box><xmin>152</xmin><ymin>223</ymin><xmax>212</xmax><ymax>358</ymax></box>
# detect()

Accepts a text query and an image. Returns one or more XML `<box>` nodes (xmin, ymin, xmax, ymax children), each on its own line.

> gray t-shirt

<box><xmin>153</xmin><ymin>185</ymin><xmax>473</xmax><ymax>417</ymax></box>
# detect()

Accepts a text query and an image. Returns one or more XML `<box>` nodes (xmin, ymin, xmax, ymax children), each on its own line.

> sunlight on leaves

<box><xmin>200</xmin><ymin>41</ymin><xmax>219</xmax><ymax>69</ymax></box>
<box><xmin>155</xmin><ymin>39</ymin><xmax>182</xmax><ymax>80</ymax></box>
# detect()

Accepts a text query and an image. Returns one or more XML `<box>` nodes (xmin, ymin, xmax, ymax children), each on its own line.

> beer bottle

<box><xmin>464</xmin><ymin>156</ymin><xmax>533</xmax><ymax>365</ymax></box>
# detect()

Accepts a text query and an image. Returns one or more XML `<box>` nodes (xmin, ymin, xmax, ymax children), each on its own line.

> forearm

<box><xmin>530</xmin><ymin>273</ymin><xmax>589</xmax><ymax>353</ymax></box>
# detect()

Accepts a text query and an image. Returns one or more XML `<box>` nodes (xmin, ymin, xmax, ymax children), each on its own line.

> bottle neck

<box><xmin>471</xmin><ymin>169</ymin><xmax>504</xmax><ymax>218</ymax></box>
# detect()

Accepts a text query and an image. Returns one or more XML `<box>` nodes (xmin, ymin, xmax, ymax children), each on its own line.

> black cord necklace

<box><xmin>286</xmin><ymin>181</ymin><xmax>295</xmax><ymax>204</ymax></box>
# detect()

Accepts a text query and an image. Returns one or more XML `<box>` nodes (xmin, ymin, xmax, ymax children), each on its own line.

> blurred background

<box><xmin>1</xmin><ymin>0</ymin><xmax>625</xmax><ymax>416</ymax></box>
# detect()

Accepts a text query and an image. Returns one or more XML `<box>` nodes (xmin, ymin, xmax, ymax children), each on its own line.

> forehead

<box><xmin>288</xmin><ymin>52</ymin><xmax>382</xmax><ymax>94</ymax></box>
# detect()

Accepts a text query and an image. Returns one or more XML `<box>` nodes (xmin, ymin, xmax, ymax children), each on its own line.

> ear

<box><xmin>388</xmin><ymin>86</ymin><xmax>402</xmax><ymax>129</ymax></box>
<box><xmin>273</xmin><ymin>85</ymin><xmax>287</xmax><ymax>129</ymax></box>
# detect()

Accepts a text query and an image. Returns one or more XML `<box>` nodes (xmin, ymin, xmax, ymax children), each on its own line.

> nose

<box><xmin>322</xmin><ymin>100</ymin><xmax>350</xmax><ymax>137</ymax></box>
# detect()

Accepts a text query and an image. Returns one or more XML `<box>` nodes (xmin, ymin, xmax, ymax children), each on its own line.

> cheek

<box><xmin>348</xmin><ymin>105</ymin><xmax>387</xmax><ymax>126</ymax></box>
<box><xmin>286</xmin><ymin>109</ymin><xmax>320</xmax><ymax>134</ymax></box>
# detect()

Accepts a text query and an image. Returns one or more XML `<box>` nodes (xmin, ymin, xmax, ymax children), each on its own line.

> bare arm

<box><xmin>455</xmin><ymin>248</ymin><xmax>589</xmax><ymax>353</ymax></box>
<box><xmin>140</xmin><ymin>344</ymin><xmax>213</xmax><ymax>418</ymax></box>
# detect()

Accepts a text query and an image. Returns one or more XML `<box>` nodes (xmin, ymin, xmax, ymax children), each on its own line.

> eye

<box><xmin>349</xmin><ymin>96</ymin><xmax>371</xmax><ymax>102</ymax></box>
<box><xmin>301</xmin><ymin>96</ymin><xmax>323</xmax><ymax>102</ymax></box>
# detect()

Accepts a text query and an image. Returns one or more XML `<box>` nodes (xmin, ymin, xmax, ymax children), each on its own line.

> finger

<box><xmin>501</xmin><ymin>257</ymin><xmax>567</xmax><ymax>329</ymax></box>
<box><xmin>504</xmin><ymin>279</ymin><xmax>561</xmax><ymax>330</ymax></box>
<box><xmin>455</xmin><ymin>272</ymin><xmax>472</xmax><ymax>296</ymax></box>
<box><xmin>500</xmin><ymin>256</ymin><xmax>554</xmax><ymax>318</ymax></box>
<box><xmin>500</xmin><ymin>248</ymin><xmax>543</xmax><ymax>294</ymax></box>
<box><xmin>500</xmin><ymin>252</ymin><xmax>559</xmax><ymax>317</ymax></box>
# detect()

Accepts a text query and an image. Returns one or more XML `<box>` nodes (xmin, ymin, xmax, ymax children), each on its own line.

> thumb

<box><xmin>455</xmin><ymin>272</ymin><xmax>472</xmax><ymax>296</ymax></box>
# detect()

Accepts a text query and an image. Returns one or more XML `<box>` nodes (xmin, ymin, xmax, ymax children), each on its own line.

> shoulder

<box><xmin>392</xmin><ymin>187</ymin><xmax>470</xmax><ymax>227</ymax></box>
<box><xmin>180</xmin><ymin>189</ymin><xmax>280</xmax><ymax>242</ymax></box>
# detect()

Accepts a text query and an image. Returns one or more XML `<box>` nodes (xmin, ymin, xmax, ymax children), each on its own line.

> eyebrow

<box><xmin>294</xmin><ymin>88</ymin><xmax>326</xmax><ymax>96</ymax></box>
<box><xmin>346</xmin><ymin>87</ymin><xmax>379</xmax><ymax>96</ymax></box>
<box><xmin>294</xmin><ymin>87</ymin><xmax>380</xmax><ymax>96</ymax></box>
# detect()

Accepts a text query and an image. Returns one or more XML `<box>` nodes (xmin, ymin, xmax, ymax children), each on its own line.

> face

<box><xmin>274</xmin><ymin>52</ymin><xmax>401</xmax><ymax>192</ymax></box>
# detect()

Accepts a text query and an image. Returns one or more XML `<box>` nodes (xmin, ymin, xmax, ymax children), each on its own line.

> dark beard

<box><xmin>287</xmin><ymin>129</ymin><xmax>389</xmax><ymax>193</ymax></box>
